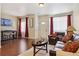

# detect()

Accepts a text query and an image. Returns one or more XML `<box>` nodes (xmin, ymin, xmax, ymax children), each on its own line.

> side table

<box><xmin>49</xmin><ymin>50</ymin><xmax>56</xmax><ymax>56</ymax></box>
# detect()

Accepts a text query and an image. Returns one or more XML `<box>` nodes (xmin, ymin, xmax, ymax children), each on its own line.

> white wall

<box><xmin>48</xmin><ymin>3</ymin><xmax>73</xmax><ymax>15</ymax></box>
<box><xmin>73</xmin><ymin>4</ymin><xmax>79</xmax><ymax>33</ymax></box>
<box><xmin>34</xmin><ymin>14</ymin><xmax>39</xmax><ymax>39</ymax></box>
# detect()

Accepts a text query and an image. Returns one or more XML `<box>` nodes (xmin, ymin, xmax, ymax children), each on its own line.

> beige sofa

<box><xmin>53</xmin><ymin>40</ymin><xmax>79</xmax><ymax>56</ymax></box>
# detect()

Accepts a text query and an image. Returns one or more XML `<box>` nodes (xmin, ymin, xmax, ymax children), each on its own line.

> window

<box><xmin>21</xmin><ymin>19</ymin><xmax>26</xmax><ymax>37</ymax></box>
<box><xmin>21</xmin><ymin>22</ymin><xmax>26</xmax><ymax>32</ymax></box>
<box><xmin>53</xmin><ymin>16</ymin><xmax>67</xmax><ymax>32</ymax></box>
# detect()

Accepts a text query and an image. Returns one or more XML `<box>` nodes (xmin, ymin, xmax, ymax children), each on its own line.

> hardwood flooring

<box><xmin>0</xmin><ymin>39</ymin><xmax>33</xmax><ymax>56</ymax></box>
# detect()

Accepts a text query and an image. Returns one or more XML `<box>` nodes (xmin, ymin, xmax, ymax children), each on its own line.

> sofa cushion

<box><xmin>63</xmin><ymin>41</ymin><xmax>79</xmax><ymax>53</ymax></box>
<box><xmin>62</xmin><ymin>35</ymin><xmax>74</xmax><ymax>43</ymax></box>
<box><xmin>73</xmin><ymin>34</ymin><xmax>79</xmax><ymax>41</ymax></box>
<box><xmin>55</xmin><ymin>41</ymin><xmax>64</xmax><ymax>50</ymax></box>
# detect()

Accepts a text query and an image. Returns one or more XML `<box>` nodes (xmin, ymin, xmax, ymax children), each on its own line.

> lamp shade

<box><xmin>67</xmin><ymin>26</ymin><xmax>76</xmax><ymax>31</ymax></box>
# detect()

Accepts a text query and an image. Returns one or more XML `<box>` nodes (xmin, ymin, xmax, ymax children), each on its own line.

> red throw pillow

<box><xmin>62</xmin><ymin>35</ymin><xmax>69</xmax><ymax>43</ymax></box>
<box><xmin>63</xmin><ymin>41</ymin><xmax>79</xmax><ymax>53</ymax></box>
<box><xmin>52</xmin><ymin>32</ymin><xmax>57</xmax><ymax>37</ymax></box>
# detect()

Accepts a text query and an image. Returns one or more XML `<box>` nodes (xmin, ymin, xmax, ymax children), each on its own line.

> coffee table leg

<box><xmin>46</xmin><ymin>43</ymin><xmax>48</xmax><ymax>53</ymax></box>
<box><xmin>33</xmin><ymin>46</ymin><xmax>36</xmax><ymax>56</ymax></box>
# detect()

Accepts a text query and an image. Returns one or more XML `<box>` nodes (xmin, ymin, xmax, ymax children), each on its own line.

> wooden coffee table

<box><xmin>32</xmin><ymin>41</ymin><xmax>48</xmax><ymax>56</ymax></box>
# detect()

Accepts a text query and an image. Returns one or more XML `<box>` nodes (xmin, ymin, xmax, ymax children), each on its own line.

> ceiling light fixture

<box><xmin>38</xmin><ymin>3</ymin><xmax>45</xmax><ymax>7</ymax></box>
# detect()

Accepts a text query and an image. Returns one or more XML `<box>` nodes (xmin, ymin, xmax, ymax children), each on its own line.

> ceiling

<box><xmin>1</xmin><ymin>3</ymin><xmax>79</xmax><ymax>16</ymax></box>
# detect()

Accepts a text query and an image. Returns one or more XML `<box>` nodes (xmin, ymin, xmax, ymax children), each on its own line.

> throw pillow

<box><xmin>52</xmin><ymin>32</ymin><xmax>57</xmax><ymax>37</ymax></box>
<box><xmin>62</xmin><ymin>35</ymin><xmax>70</xmax><ymax>43</ymax></box>
<box><xmin>63</xmin><ymin>41</ymin><xmax>79</xmax><ymax>53</ymax></box>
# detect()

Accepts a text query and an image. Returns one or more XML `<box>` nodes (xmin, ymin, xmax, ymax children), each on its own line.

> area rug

<box><xmin>19</xmin><ymin>45</ymin><xmax>54</xmax><ymax>56</ymax></box>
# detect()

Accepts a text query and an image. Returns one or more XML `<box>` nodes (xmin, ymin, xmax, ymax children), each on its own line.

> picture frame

<box><xmin>29</xmin><ymin>18</ymin><xmax>34</xmax><ymax>28</ymax></box>
<box><xmin>1</xmin><ymin>18</ymin><xmax>12</xmax><ymax>26</ymax></box>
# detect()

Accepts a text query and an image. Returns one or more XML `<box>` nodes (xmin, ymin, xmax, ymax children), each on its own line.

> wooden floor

<box><xmin>0</xmin><ymin>39</ymin><xmax>33</xmax><ymax>56</ymax></box>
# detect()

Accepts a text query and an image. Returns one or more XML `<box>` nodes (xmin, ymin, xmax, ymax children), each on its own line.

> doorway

<box><xmin>38</xmin><ymin>16</ymin><xmax>49</xmax><ymax>39</ymax></box>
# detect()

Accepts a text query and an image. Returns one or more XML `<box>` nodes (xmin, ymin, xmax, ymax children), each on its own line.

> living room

<box><xmin>0</xmin><ymin>3</ymin><xmax>79</xmax><ymax>56</ymax></box>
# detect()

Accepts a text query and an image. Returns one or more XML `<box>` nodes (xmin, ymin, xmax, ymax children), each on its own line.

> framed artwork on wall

<box><xmin>29</xmin><ymin>18</ymin><xmax>34</xmax><ymax>28</ymax></box>
<box><xmin>1</xmin><ymin>18</ymin><xmax>12</xmax><ymax>26</ymax></box>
